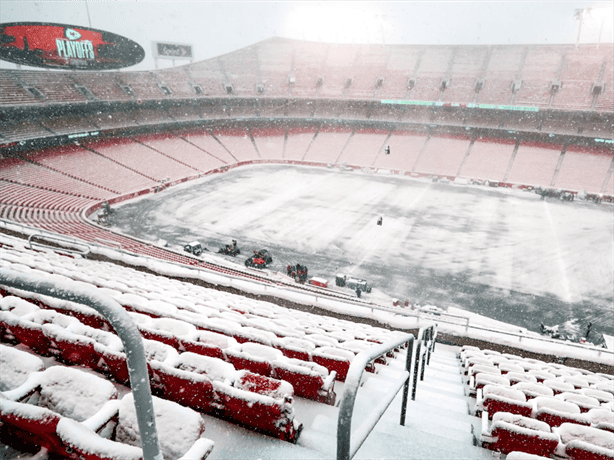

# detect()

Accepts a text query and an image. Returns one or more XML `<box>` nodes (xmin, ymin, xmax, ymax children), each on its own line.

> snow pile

<box><xmin>506</xmin><ymin>372</ymin><xmax>538</xmax><ymax>385</ymax></box>
<box><xmin>313</xmin><ymin>346</ymin><xmax>355</xmax><ymax>361</ymax></box>
<box><xmin>542</xmin><ymin>379</ymin><xmax>575</xmax><ymax>394</ymax></box>
<box><xmin>0</xmin><ymin>295</ymin><xmax>40</xmax><ymax>316</ymax></box>
<box><xmin>563</xmin><ymin>375</ymin><xmax>591</xmax><ymax>389</ymax></box>
<box><xmin>117</xmin><ymin>393</ymin><xmax>206</xmax><ymax>460</ymax></box>
<box><xmin>532</xmin><ymin>396</ymin><xmax>581</xmax><ymax>417</ymax></box>
<box><xmin>556</xmin><ymin>392</ymin><xmax>601</xmax><ymax>411</ymax></box>
<box><xmin>587</xmin><ymin>408</ymin><xmax>614</xmax><ymax>425</ymax></box>
<box><xmin>492</xmin><ymin>412</ymin><xmax>552</xmax><ymax>434</ymax></box>
<box><xmin>143</xmin><ymin>339</ymin><xmax>180</xmax><ymax>364</ymax></box>
<box><xmin>475</xmin><ymin>373</ymin><xmax>511</xmax><ymax>388</ymax></box>
<box><xmin>67</xmin><ymin>322</ymin><xmax>124</xmax><ymax>351</ymax></box>
<box><xmin>499</xmin><ymin>362</ymin><xmax>526</xmax><ymax>374</ymax></box>
<box><xmin>554</xmin><ymin>423</ymin><xmax>614</xmax><ymax>457</ymax></box>
<box><xmin>583</xmin><ymin>387</ymin><xmax>614</xmax><ymax>404</ymax></box>
<box><xmin>527</xmin><ymin>369</ymin><xmax>555</xmax><ymax>382</ymax></box>
<box><xmin>57</xmin><ymin>417</ymin><xmax>143</xmax><ymax>460</ymax></box>
<box><xmin>36</xmin><ymin>366</ymin><xmax>118</xmax><ymax>422</ymax></box>
<box><xmin>277</xmin><ymin>336</ymin><xmax>316</xmax><ymax>352</ymax></box>
<box><xmin>175</xmin><ymin>352</ymin><xmax>237</xmax><ymax>383</ymax></box>
<box><xmin>306</xmin><ymin>334</ymin><xmax>339</xmax><ymax>347</ymax></box>
<box><xmin>0</xmin><ymin>344</ymin><xmax>44</xmax><ymax>391</ymax></box>
<box><xmin>505</xmin><ymin>452</ymin><xmax>554</xmax><ymax>459</ymax></box>
<box><xmin>150</xmin><ymin>317</ymin><xmax>197</xmax><ymax>337</ymax></box>
<box><xmin>512</xmin><ymin>382</ymin><xmax>554</xmax><ymax>399</ymax></box>
<box><xmin>232</xmin><ymin>342</ymin><xmax>285</xmax><ymax>362</ymax></box>
<box><xmin>193</xmin><ymin>329</ymin><xmax>238</xmax><ymax>349</ymax></box>
<box><xmin>483</xmin><ymin>384</ymin><xmax>527</xmax><ymax>402</ymax></box>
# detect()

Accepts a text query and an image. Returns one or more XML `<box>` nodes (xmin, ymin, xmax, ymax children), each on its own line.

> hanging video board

<box><xmin>0</xmin><ymin>22</ymin><xmax>145</xmax><ymax>70</ymax></box>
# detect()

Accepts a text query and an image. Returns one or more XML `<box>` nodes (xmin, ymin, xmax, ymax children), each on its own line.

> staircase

<box><xmin>201</xmin><ymin>342</ymin><xmax>497</xmax><ymax>459</ymax></box>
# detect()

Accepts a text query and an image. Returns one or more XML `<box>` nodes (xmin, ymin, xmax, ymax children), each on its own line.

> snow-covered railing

<box><xmin>410</xmin><ymin>325</ymin><xmax>437</xmax><ymax>401</ymax></box>
<box><xmin>0</xmin><ymin>267</ymin><xmax>164</xmax><ymax>460</ymax></box>
<box><xmin>28</xmin><ymin>232</ymin><xmax>90</xmax><ymax>256</ymax></box>
<box><xmin>337</xmin><ymin>328</ymin><xmax>429</xmax><ymax>460</ymax></box>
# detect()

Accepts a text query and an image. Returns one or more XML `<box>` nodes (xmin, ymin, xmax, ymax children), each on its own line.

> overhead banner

<box><xmin>0</xmin><ymin>22</ymin><xmax>145</xmax><ymax>70</ymax></box>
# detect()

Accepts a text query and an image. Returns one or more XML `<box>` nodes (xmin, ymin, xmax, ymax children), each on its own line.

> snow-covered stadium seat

<box><xmin>532</xmin><ymin>395</ymin><xmax>589</xmax><ymax>428</ymax></box>
<box><xmin>0</xmin><ymin>344</ymin><xmax>45</xmax><ymax>391</ymax></box>
<box><xmin>476</xmin><ymin>384</ymin><xmax>533</xmax><ymax>419</ymax></box>
<box><xmin>482</xmin><ymin>412</ymin><xmax>559</xmax><ymax>457</ymax></box>
<box><xmin>58</xmin><ymin>393</ymin><xmax>214</xmax><ymax>460</ymax></box>
<box><xmin>0</xmin><ymin>366</ymin><xmax>118</xmax><ymax>457</ymax></box>
<box><xmin>553</xmin><ymin>422</ymin><xmax>614</xmax><ymax>460</ymax></box>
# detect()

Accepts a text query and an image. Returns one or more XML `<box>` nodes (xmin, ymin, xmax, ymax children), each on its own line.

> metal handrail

<box><xmin>337</xmin><ymin>326</ymin><xmax>437</xmax><ymax>460</ymax></box>
<box><xmin>0</xmin><ymin>267</ymin><xmax>163</xmax><ymax>460</ymax></box>
<box><xmin>410</xmin><ymin>325</ymin><xmax>437</xmax><ymax>401</ymax></box>
<box><xmin>28</xmin><ymin>233</ymin><xmax>90</xmax><ymax>256</ymax></box>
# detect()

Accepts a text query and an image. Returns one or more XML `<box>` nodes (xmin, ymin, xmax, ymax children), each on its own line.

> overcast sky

<box><xmin>1</xmin><ymin>1</ymin><xmax>612</xmax><ymax>70</ymax></box>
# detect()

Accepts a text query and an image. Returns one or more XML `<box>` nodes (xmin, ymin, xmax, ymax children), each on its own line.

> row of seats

<box><xmin>0</xmin><ymin>268</ymin><xmax>394</xmax><ymax>386</ymax></box>
<box><xmin>0</xmin><ymin>345</ymin><xmax>215</xmax><ymax>460</ymax></box>
<box><xmin>457</xmin><ymin>345</ymin><xmax>614</xmax><ymax>459</ymax></box>
<box><xmin>0</xmin><ymin>235</ymin><xmax>405</xmax><ymax>381</ymax></box>
<box><xmin>0</xmin><ymin>157</ymin><xmax>113</xmax><ymax>200</ymax></box>
<box><xmin>10</xmin><ymin>128</ymin><xmax>612</xmax><ymax>199</ymax></box>
<box><xmin>0</xmin><ymin>304</ymin><xmax>302</xmax><ymax>443</ymax></box>
<box><xmin>3</xmin><ymin>41</ymin><xmax>610</xmax><ymax>112</ymax></box>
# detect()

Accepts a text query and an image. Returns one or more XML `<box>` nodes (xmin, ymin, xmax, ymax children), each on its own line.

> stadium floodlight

<box><xmin>574</xmin><ymin>8</ymin><xmax>592</xmax><ymax>48</ymax></box>
<box><xmin>574</xmin><ymin>6</ymin><xmax>612</xmax><ymax>48</ymax></box>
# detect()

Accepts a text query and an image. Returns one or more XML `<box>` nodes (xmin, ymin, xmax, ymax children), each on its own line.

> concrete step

<box><xmin>204</xmin><ymin>412</ymin><xmax>325</xmax><ymax>459</ymax></box>
<box><xmin>355</xmin><ymin>428</ymin><xmax>495</xmax><ymax>459</ymax></box>
<box><xmin>294</xmin><ymin>343</ymin><xmax>493</xmax><ymax>460</ymax></box>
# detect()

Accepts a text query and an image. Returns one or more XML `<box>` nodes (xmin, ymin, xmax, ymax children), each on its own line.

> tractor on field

<box><xmin>184</xmin><ymin>241</ymin><xmax>206</xmax><ymax>256</ymax></box>
<box><xmin>245</xmin><ymin>249</ymin><xmax>273</xmax><ymax>269</ymax></box>
<box><xmin>218</xmin><ymin>239</ymin><xmax>241</xmax><ymax>257</ymax></box>
<box><xmin>335</xmin><ymin>274</ymin><xmax>372</xmax><ymax>297</ymax></box>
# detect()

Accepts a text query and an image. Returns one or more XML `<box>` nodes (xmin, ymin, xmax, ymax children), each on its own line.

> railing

<box><xmin>0</xmin><ymin>267</ymin><xmax>163</xmax><ymax>460</ymax></box>
<box><xmin>336</xmin><ymin>325</ymin><xmax>436</xmax><ymax>460</ymax></box>
<box><xmin>28</xmin><ymin>233</ymin><xmax>90</xmax><ymax>257</ymax></box>
<box><xmin>410</xmin><ymin>325</ymin><xmax>437</xmax><ymax>401</ymax></box>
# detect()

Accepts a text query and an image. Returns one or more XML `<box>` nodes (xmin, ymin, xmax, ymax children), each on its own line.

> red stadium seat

<box><xmin>482</xmin><ymin>412</ymin><xmax>559</xmax><ymax>457</ymax></box>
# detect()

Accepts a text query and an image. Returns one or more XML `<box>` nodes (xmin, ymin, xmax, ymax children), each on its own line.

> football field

<box><xmin>111</xmin><ymin>164</ymin><xmax>613</xmax><ymax>342</ymax></box>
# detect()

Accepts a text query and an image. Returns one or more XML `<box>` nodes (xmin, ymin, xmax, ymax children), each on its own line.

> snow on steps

<box><xmin>258</xmin><ymin>343</ymin><xmax>495</xmax><ymax>459</ymax></box>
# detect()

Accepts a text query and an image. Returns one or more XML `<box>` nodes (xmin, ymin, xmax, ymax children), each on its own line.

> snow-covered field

<box><xmin>111</xmin><ymin>164</ymin><xmax>613</xmax><ymax>342</ymax></box>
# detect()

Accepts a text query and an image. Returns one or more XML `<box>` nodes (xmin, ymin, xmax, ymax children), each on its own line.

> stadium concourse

<box><xmin>0</xmin><ymin>38</ymin><xmax>613</xmax><ymax>459</ymax></box>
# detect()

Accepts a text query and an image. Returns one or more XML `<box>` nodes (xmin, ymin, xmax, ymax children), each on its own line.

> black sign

<box><xmin>154</xmin><ymin>42</ymin><xmax>193</xmax><ymax>59</ymax></box>
<box><xmin>0</xmin><ymin>22</ymin><xmax>145</xmax><ymax>70</ymax></box>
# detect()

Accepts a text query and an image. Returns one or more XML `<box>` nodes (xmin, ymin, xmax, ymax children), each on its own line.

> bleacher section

<box><xmin>84</xmin><ymin>138</ymin><xmax>198</xmax><ymax>182</ymax></box>
<box><xmin>134</xmin><ymin>132</ymin><xmax>226</xmax><ymax>172</ymax></box>
<box><xmin>505</xmin><ymin>141</ymin><xmax>563</xmax><ymax>187</ymax></box>
<box><xmin>0</xmin><ymin>157</ymin><xmax>113</xmax><ymax>200</ymax></box>
<box><xmin>459</xmin><ymin>344</ymin><xmax>613</xmax><ymax>459</ymax></box>
<box><xmin>210</xmin><ymin>127</ymin><xmax>260</xmax><ymax>161</ymax></box>
<box><xmin>555</xmin><ymin>145</ymin><xmax>614</xmax><ymax>195</ymax></box>
<box><xmin>250</xmin><ymin>127</ymin><xmax>286</xmax><ymax>159</ymax></box>
<box><xmin>334</xmin><ymin>128</ymin><xmax>389</xmax><ymax>166</ymax></box>
<box><xmin>0</xmin><ymin>36</ymin><xmax>613</xmax><ymax>460</ymax></box>
<box><xmin>412</xmin><ymin>134</ymin><xmax>472</xmax><ymax>177</ymax></box>
<box><xmin>302</xmin><ymin>127</ymin><xmax>353</xmax><ymax>163</ymax></box>
<box><xmin>284</xmin><ymin>127</ymin><xmax>317</xmax><ymax>161</ymax></box>
<box><xmin>27</xmin><ymin>144</ymin><xmax>159</xmax><ymax>194</ymax></box>
<box><xmin>1</xmin><ymin>40</ymin><xmax>612</xmax><ymax>114</ymax></box>
<box><xmin>457</xmin><ymin>137</ymin><xmax>517</xmax><ymax>182</ymax></box>
<box><xmin>2</xmin><ymin>234</ymin><xmax>611</xmax><ymax>458</ymax></box>
<box><xmin>370</xmin><ymin>129</ymin><xmax>426</xmax><ymax>172</ymax></box>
